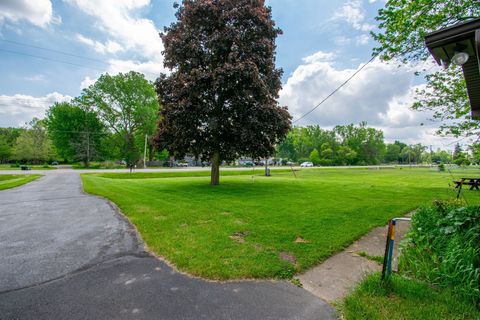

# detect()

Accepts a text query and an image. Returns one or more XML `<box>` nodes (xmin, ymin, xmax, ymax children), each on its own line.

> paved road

<box><xmin>0</xmin><ymin>163</ymin><xmax>414</xmax><ymax>175</ymax></box>
<box><xmin>0</xmin><ymin>171</ymin><xmax>336</xmax><ymax>319</ymax></box>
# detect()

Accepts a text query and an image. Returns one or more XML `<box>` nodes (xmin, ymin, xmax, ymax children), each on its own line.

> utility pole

<box><xmin>86</xmin><ymin>131</ymin><xmax>90</xmax><ymax>168</ymax></box>
<box><xmin>143</xmin><ymin>134</ymin><xmax>148</xmax><ymax>168</ymax></box>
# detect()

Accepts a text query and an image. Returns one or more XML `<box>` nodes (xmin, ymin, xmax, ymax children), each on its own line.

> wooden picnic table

<box><xmin>453</xmin><ymin>177</ymin><xmax>480</xmax><ymax>198</ymax></box>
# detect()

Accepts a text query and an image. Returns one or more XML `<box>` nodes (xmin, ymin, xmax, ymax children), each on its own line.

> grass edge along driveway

<box><xmin>0</xmin><ymin>174</ymin><xmax>42</xmax><ymax>190</ymax></box>
<box><xmin>81</xmin><ymin>168</ymin><xmax>479</xmax><ymax>280</ymax></box>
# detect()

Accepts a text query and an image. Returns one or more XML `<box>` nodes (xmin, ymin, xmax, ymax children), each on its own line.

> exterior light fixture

<box><xmin>425</xmin><ymin>18</ymin><xmax>480</xmax><ymax>120</ymax></box>
<box><xmin>451</xmin><ymin>51</ymin><xmax>469</xmax><ymax>66</ymax></box>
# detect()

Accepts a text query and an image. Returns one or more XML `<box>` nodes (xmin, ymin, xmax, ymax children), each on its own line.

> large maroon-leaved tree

<box><xmin>155</xmin><ymin>0</ymin><xmax>291</xmax><ymax>185</ymax></box>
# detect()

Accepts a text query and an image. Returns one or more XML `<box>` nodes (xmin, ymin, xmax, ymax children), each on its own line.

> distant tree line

<box><xmin>275</xmin><ymin>123</ymin><xmax>471</xmax><ymax>166</ymax></box>
<box><xmin>0</xmin><ymin>119</ymin><xmax>55</xmax><ymax>164</ymax></box>
<box><xmin>0</xmin><ymin>71</ymin><xmax>162</xmax><ymax>168</ymax></box>
<box><xmin>1</xmin><ymin>116</ymin><xmax>475</xmax><ymax>167</ymax></box>
<box><xmin>1</xmin><ymin>113</ymin><xmax>475</xmax><ymax>167</ymax></box>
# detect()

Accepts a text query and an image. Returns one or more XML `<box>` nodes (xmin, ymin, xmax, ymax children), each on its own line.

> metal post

<box><xmin>386</xmin><ymin>220</ymin><xmax>396</xmax><ymax>275</ymax></box>
<box><xmin>382</xmin><ymin>217</ymin><xmax>411</xmax><ymax>280</ymax></box>
<box><xmin>382</xmin><ymin>220</ymin><xmax>394</xmax><ymax>280</ymax></box>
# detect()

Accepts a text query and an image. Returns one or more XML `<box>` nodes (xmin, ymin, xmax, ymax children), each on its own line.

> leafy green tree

<box><xmin>385</xmin><ymin>143</ymin><xmax>401</xmax><ymax>163</ymax></box>
<box><xmin>393</xmin><ymin>140</ymin><xmax>407</xmax><ymax>151</ymax></box>
<box><xmin>309</xmin><ymin>148</ymin><xmax>320</xmax><ymax>165</ymax></box>
<box><xmin>336</xmin><ymin>145</ymin><xmax>357</xmax><ymax>165</ymax></box>
<box><xmin>276</xmin><ymin>129</ymin><xmax>297</xmax><ymax>162</ymax></box>
<box><xmin>334</xmin><ymin>123</ymin><xmax>385</xmax><ymax>165</ymax></box>
<box><xmin>0</xmin><ymin>128</ymin><xmax>24</xmax><ymax>163</ymax></box>
<box><xmin>0</xmin><ymin>135</ymin><xmax>11</xmax><ymax>163</ymax></box>
<box><xmin>452</xmin><ymin>143</ymin><xmax>470</xmax><ymax>165</ymax></box>
<box><xmin>431</xmin><ymin>149</ymin><xmax>451</xmax><ymax>164</ymax></box>
<box><xmin>78</xmin><ymin>72</ymin><xmax>159</xmax><ymax>169</ymax></box>
<box><xmin>373</xmin><ymin>0</ymin><xmax>480</xmax><ymax>137</ymax></box>
<box><xmin>155</xmin><ymin>149</ymin><xmax>170</xmax><ymax>162</ymax></box>
<box><xmin>155</xmin><ymin>0</ymin><xmax>291</xmax><ymax>185</ymax></box>
<box><xmin>400</xmin><ymin>146</ymin><xmax>414</xmax><ymax>164</ymax></box>
<box><xmin>410</xmin><ymin>144</ymin><xmax>427</xmax><ymax>163</ymax></box>
<box><xmin>358</xmin><ymin>128</ymin><xmax>386</xmax><ymax>165</ymax></box>
<box><xmin>320</xmin><ymin>143</ymin><xmax>331</xmax><ymax>156</ymax></box>
<box><xmin>12</xmin><ymin>119</ymin><xmax>55</xmax><ymax>163</ymax></box>
<box><xmin>277</xmin><ymin>123</ymin><xmax>388</xmax><ymax>166</ymax></box>
<box><xmin>0</xmin><ymin>127</ymin><xmax>22</xmax><ymax>146</ymax></box>
<box><xmin>469</xmin><ymin>144</ymin><xmax>480</xmax><ymax>164</ymax></box>
<box><xmin>45</xmin><ymin>102</ymin><xmax>104</xmax><ymax>167</ymax></box>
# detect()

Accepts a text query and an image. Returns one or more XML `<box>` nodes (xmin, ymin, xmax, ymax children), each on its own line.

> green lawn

<box><xmin>81</xmin><ymin>168</ymin><xmax>480</xmax><ymax>280</ymax></box>
<box><xmin>0</xmin><ymin>174</ymin><xmax>42</xmax><ymax>190</ymax></box>
<box><xmin>340</xmin><ymin>273</ymin><xmax>479</xmax><ymax>320</ymax></box>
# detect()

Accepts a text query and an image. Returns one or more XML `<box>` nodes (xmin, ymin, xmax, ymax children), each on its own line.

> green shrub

<box><xmin>400</xmin><ymin>201</ymin><xmax>480</xmax><ymax>306</ymax></box>
<box><xmin>438</xmin><ymin>163</ymin><xmax>445</xmax><ymax>172</ymax></box>
<box><xmin>341</xmin><ymin>273</ymin><xmax>480</xmax><ymax>320</ymax></box>
<box><xmin>101</xmin><ymin>161</ymin><xmax>117</xmax><ymax>169</ymax></box>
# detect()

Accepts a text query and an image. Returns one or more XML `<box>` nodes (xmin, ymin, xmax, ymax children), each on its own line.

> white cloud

<box><xmin>0</xmin><ymin>92</ymin><xmax>71</xmax><ymax>127</ymax></box>
<box><xmin>80</xmin><ymin>76</ymin><xmax>96</xmax><ymax>89</ymax></box>
<box><xmin>66</xmin><ymin>0</ymin><xmax>167</xmax><ymax>79</ymax></box>
<box><xmin>334</xmin><ymin>36</ymin><xmax>352</xmax><ymax>46</ymax></box>
<box><xmin>75</xmin><ymin>34</ymin><xmax>123</xmax><ymax>54</ymax></box>
<box><xmin>334</xmin><ymin>0</ymin><xmax>375</xmax><ymax>32</ymax></box>
<box><xmin>279</xmin><ymin>51</ymin><xmax>457</xmax><ymax>149</ymax></box>
<box><xmin>24</xmin><ymin>74</ymin><xmax>46</xmax><ymax>82</ymax></box>
<box><xmin>302</xmin><ymin>51</ymin><xmax>335</xmax><ymax>63</ymax></box>
<box><xmin>0</xmin><ymin>0</ymin><xmax>58</xmax><ymax>27</ymax></box>
<box><xmin>66</xmin><ymin>0</ymin><xmax>164</xmax><ymax>58</ymax></box>
<box><xmin>356</xmin><ymin>34</ymin><xmax>370</xmax><ymax>45</ymax></box>
<box><xmin>106</xmin><ymin>59</ymin><xmax>163</xmax><ymax>81</ymax></box>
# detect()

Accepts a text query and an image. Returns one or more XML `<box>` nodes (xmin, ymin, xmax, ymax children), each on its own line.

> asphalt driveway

<box><xmin>0</xmin><ymin>171</ymin><xmax>336</xmax><ymax>320</ymax></box>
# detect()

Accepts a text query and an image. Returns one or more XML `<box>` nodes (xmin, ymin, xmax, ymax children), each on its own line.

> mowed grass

<box><xmin>0</xmin><ymin>174</ymin><xmax>42</xmax><ymax>190</ymax></box>
<box><xmin>340</xmin><ymin>273</ymin><xmax>479</xmax><ymax>320</ymax></box>
<box><xmin>81</xmin><ymin>168</ymin><xmax>480</xmax><ymax>280</ymax></box>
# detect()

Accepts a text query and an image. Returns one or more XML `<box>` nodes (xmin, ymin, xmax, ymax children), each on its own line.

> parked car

<box><xmin>179</xmin><ymin>162</ymin><xmax>188</xmax><ymax>167</ymax></box>
<box><xmin>51</xmin><ymin>161</ymin><xmax>59</xmax><ymax>166</ymax></box>
<box><xmin>300</xmin><ymin>161</ymin><xmax>314</xmax><ymax>167</ymax></box>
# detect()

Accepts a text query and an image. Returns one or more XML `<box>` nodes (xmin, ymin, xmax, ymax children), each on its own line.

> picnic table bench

<box><xmin>453</xmin><ymin>177</ymin><xmax>480</xmax><ymax>198</ymax></box>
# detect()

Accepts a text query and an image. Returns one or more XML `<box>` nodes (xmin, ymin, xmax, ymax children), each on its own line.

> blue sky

<box><xmin>0</xmin><ymin>0</ymin><xmax>460</xmax><ymax>149</ymax></box>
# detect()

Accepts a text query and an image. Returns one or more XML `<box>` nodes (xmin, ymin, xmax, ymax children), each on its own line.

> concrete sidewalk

<box><xmin>299</xmin><ymin>219</ymin><xmax>411</xmax><ymax>302</ymax></box>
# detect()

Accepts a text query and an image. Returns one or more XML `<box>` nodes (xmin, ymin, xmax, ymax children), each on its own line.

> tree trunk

<box><xmin>148</xmin><ymin>144</ymin><xmax>154</xmax><ymax>162</ymax></box>
<box><xmin>211</xmin><ymin>151</ymin><xmax>220</xmax><ymax>185</ymax></box>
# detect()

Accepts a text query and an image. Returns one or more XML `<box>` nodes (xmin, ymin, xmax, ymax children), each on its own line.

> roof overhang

<box><xmin>425</xmin><ymin>18</ymin><xmax>480</xmax><ymax>120</ymax></box>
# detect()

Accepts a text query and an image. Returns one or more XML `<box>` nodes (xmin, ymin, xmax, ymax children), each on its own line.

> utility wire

<box><xmin>0</xmin><ymin>48</ymin><xmax>106</xmax><ymax>72</ymax></box>
<box><xmin>0</xmin><ymin>39</ymin><xmax>110</xmax><ymax>66</ymax></box>
<box><xmin>0</xmin><ymin>41</ymin><xmax>161</xmax><ymax>77</ymax></box>
<box><xmin>292</xmin><ymin>3</ymin><xmax>436</xmax><ymax>125</ymax></box>
<box><xmin>292</xmin><ymin>53</ymin><xmax>379</xmax><ymax>124</ymax></box>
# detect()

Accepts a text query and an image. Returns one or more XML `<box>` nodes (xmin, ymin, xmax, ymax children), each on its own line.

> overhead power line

<box><xmin>0</xmin><ymin>39</ymin><xmax>161</xmax><ymax>77</ymax></box>
<box><xmin>0</xmin><ymin>39</ymin><xmax>110</xmax><ymax>65</ymax></box>
<box><xmin>0</xmin><ymin>48</ymin><xmax>106</xmax><ymax>72</ymax></box>
<box><xmin>292</xmin><ymin>53</ymin><xmax>379</xmax><ymax>124</ymax></box>
<box><xmin>292</xmin><ymin>3</ymin><xmax>438</xmax><ymax>124</ymax></box>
